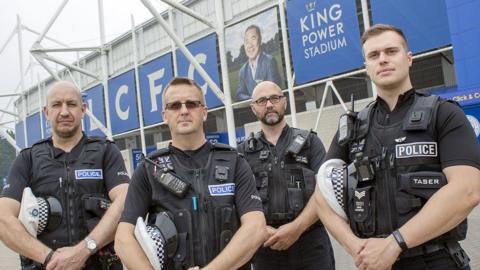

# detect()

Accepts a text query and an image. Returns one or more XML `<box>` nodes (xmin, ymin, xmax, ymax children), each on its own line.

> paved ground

<box><xmin>1</xmin><ymin>206</ymin><xmax>479</xmax><ymax>269</ymax></box>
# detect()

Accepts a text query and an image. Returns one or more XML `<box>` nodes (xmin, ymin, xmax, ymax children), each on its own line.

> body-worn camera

<box><xmin>353</xmin><ymin>154</ymin><xmax>374</xmax><ymax>182</ymax></box>
<box><xmin>287</xmin><ymin>134</ymin><xmax>307</xmax><ymax>155</ymax></box>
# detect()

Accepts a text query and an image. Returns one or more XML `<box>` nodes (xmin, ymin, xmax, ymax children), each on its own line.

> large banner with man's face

<box><xmin>225</xmin><ymin>7</ymin><xmax>286</xmax><ymax>102</ymax></box>
<box><xmin>286</xmin><ymin>0</ymin><xmax>364</xmax><ymax>85</ymax></box>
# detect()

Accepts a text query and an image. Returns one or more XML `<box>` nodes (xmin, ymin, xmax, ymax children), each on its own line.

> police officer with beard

<box><xmin>315</xmin><ymin>24</ymin><xmax>480</xmax><ymax>270</ymax></box>
<box><xmin>0</xmin><ymin>81</ymin><xmax>129</xmax><ymax>270</ymax></box>
<box><xmin>115</xmin><ymin>77</ymin><xmax>266</xmax><ymax>270</ymax></box>
<box><xmin>238</xmin><ymin>81</ymin><xmax>335</xmax><ymax>270</ymax></box>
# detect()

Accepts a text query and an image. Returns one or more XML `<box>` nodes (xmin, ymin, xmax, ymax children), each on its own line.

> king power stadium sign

<box><xmin>287</xmin><ymin>0</ymin><xmax>363</xmax><ymax>84</ymax></box>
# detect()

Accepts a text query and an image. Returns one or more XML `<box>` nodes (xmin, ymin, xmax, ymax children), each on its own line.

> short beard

<box><xmin>260</xmin><ymin>110</ymin><xmax>284</xmax><ymax>126</ymax></box>
<box><xmin>54</xmin><ymin>124</ymin><xmax>80</xmax><ymax>139</ymax></box>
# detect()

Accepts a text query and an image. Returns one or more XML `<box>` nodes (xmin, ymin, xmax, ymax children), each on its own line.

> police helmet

<box><xmin>18</xmin><ymin>188</ymin><xmax>63</xmax><ymax>237</ymax></box>
<box><xmin>134</xmin><ymin>213</ymin><xmax>178</xmax><ymax>270</ymax></box>
<box><xmin>316</xmin><ymin>159</ymin><xmax>348</xmax><ymax>220</ymax></box>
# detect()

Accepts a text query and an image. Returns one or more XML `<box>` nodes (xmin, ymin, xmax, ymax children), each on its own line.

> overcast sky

<box><xmin>0</xmin><ymin>0</ymin><xmax>167</xmax><ymax>129</ymax></box>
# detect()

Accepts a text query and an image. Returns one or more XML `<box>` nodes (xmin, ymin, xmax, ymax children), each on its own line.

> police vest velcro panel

<box><xmin>344</xmin><ymin>93</ymin><xmax>467</xmax><ymax>243</ymax></box>
<box><xmin>146</xmin><ymin>146</ymin><xmax>241</xmax><ymax>269</ymax></box>
<box><xmin>29</xmin><ymin>139</ymin><xmax>108</xmax><ymax>250</ymax></box>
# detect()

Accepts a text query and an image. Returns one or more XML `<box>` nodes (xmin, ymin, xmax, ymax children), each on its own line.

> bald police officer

<box><xmin>0</xmin><ymin>81</ymin><xmax>129</xmax><ymax>270</ymax></box>
<box><xmin>238</xmin><ymin>81</ymin><xmax>335</xmax><ymax>270</ymax></box>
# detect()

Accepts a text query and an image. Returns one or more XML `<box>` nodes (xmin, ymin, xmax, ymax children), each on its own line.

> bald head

<box><xmin>251</xmin><ymin>81</ymin><xmax>282</xmax><ymax>102</ymax></box>
<box><xmin>47</xmin><ymin>81</ymin><xmax>82</xmax><ymax>106</ymax></box>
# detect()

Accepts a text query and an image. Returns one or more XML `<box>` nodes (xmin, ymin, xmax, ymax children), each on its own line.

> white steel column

<box><xmin>215</xmin><ymin>0</ymin><xmax>237</xmax><ymax>146</ymax></box>
<box><xmin>131</xmin><ymin>15</ymin><xmax>147</xmax><ymax>154</ymax></box>
<box><xmin>360</xmin><ymin>0</ymin><xmax>376</xmax><ymax>98</ymax></box>
<box><xmin>168</xmin><ymin>8</ymin><xmax>178</xmax><ymax>76</ymax></box>
<box><xmin>98</xmin><ymin>0</ymin><xmax>113</xmax><ymax>140</ymax></box>
<box><xmin>37</xmin><ymin>74</ymin><xmax>44</xmax><ymax>138</ymax></box>
<box><xmin>279</xmin><ymin>0</ymin><xmax>298</xmax><ymax>127</ymax></box>
<box><xmin>17</xmin><ymin>15</ymin><xmax>28</xmax><ymax>147</ymax></box>
<box><xmin>141</xmin><ymin>0</ymin><xmax>225</xmax><ymax>102</ymax></box>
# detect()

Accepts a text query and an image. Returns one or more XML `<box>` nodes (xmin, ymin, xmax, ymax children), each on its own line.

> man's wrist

<box><xmin>391</xmin><ymin>230</ymin><xmax>408</xmax><ymax>251</ymax></box>
<box><xmin>42</xmin><ymin>249</ymin><xmax>54</xmax><ymax>266</ymax></box>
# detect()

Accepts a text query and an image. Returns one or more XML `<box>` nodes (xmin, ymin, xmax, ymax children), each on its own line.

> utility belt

<box><xmin>399</xmin><ymin>241</ymin><xmax>470</xmax><ymax>269</ymax></box>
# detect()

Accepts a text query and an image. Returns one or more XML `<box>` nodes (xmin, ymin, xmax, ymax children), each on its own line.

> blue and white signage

<box><xmin>132</xmin><ymin>146</ymin><xmax>157</xmax><ymax>169</ymax></box>
<box><xmin>26</xmin><ymin>112</ymin><xmax>42</xmax><ymax>147</ymax></box>
<box><xmin>42</xmin><ymin>112</ymin><xmax>52</xmax><ymax>139</ymax></box>
<box><xmin>108</xmin><ymin>70</ymin><xmax>139</xmax><ymax>134</ymax></box>
<box><xmin>139</xmin><ymin>53</ymin><xmax>174</xmax><ymax>126</ymax></box>
<box><xmin>15</xmin><ymin>121</ymin><xmax>25</xmax><ymax>149</ymax></box>
<box><xmin>463</xmin><ymin>105</ymin><xmax>480</xmax><ymax>144</ymax></box>
<box><xmin>287</xmin><ymin>0</ymin><xmax>364</xmax><ymax>84</ymax></box>
<box><xmin>176</xmin><ymin>34</ymin><xmax>223</xmax><ymax>109</ymax></box>
<box><xmin>83</xmin><ymin>84</ymin><xmax>106</xmax><ymax>137</ymax></box>
<box><xmin>371</xmin><ymin>0</ymin><xmax>451</xmax><ymax>54</ymax></box>
<box><xmin>206</xmin><ymin>128</ymin><xmax>246</xmax><ymax>145</ymax></box>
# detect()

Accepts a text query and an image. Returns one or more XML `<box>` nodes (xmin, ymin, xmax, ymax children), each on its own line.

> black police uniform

<box><xmin>1</xmin><ymin>134</ymin><xmax>130</xmax><ymax>270</ymax></box>
<box><xmin>120</xmin><ymin>141</ymin><xmax>263</xmax><ymax>270</ymax></box>
<box><xmin>238</xmin><ymin>125</ymin><xmax>335</xmax><ymax>270</ymax></box>
<box><xmin>327</xmin><ymin>89</ymin><xmax>480</xmax><ymax>270</ymax></box>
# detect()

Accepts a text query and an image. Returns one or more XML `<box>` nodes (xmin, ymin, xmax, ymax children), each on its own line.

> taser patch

<box><xmin>208</xmin><ymin>183</ymin><xmax>235</xmax><ymax>196</ymax></box>
<box><xmin>75</xmin><ymin>169</ymin><xmax>103</xmax><ymax>180</ymax></box>
<box><xmin>395</xmin><ymin>142</ymin><xmax>437</xmax><ymax>159</ymax></box>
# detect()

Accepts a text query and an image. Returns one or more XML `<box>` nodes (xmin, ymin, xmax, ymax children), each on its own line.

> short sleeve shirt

<box><xmin>120</xmin><ymin>141</ymin><xmax>263</xmax><ymax>225</ymax></box>
<box><xmin>326</xmin><ymin>89</ymin><xmax>480</xmax><ymax>170</ymax></box>
<box><xmin>1</xmin><ymin>135</ymin><xmax>130</xmax><ymax>201</ymax></box>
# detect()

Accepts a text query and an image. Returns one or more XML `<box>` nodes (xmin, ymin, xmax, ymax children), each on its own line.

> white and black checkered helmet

<box><xmin>317</xmin><ymin>159</ymin><xmax>347</xmax><ymax>220</ymax></box>
<box><xmin>134</xmin><ymin>214</ymin><xmax>178</xmax><ymax>270</ymax></box>
<box><xmin>35</xmin><ymin>197</ymin><xmax>62</xmax><ymax>234</ymax></box>
<box><xmin>18</xmin><ymin>188</ymin><xmax>63</xmax><ymax>237</ymax></box>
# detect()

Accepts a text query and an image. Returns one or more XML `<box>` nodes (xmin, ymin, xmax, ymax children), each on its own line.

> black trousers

<box><xmin>393</xmin><ymin>249</ymin><xmax>470</xmax><ymax>270</ymax></box>
<box><xmin>252</xmin><ymin>225</ymin><xmax>335</xmax><ymax>270</ymax></box>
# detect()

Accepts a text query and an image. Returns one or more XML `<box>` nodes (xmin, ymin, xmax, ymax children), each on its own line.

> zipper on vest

<box><xmin>64</xmin><ymin>162</ymin><xmax>73</xmax><ymax>245</ymax></box>
<box><xmin>382</xmin><ymin>147</ymin><xmax>394</xmax><ymax>234</ymax></box>
<box><xmin>194</xmin><ymin>169</ymin><xmax>207</xmax><ymax>265</ymax></box>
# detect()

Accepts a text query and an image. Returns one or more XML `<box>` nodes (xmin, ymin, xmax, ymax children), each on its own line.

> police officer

<box><xmin>0</xmin><ymin>81</ymin><xmax>130</xmax><ymax>270</ymax></box>
<box><xmin>238</xmin><ymin>81</ymin><xmax>335</xmax><ymax>270</ymax></box>
<box><xmin>114</xmin><ymin>77</ymin><xmax>267</xmax><ymax>270</ymax></box>
<box><xmin>314</xmin><ymin>24</ymin><xmax>480</xmax><ymax>270</ymax></box>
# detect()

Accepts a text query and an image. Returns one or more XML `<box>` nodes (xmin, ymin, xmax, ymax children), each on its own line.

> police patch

<box><xmin>395</xmin><ymin>142</ymin><xmax>437</xmax><ymax>159</ymax></box>
<box><xmin>208</xmin><ymin>183</ymin><xmax>235</xmax><ymax>196</ymax></box>
<box><xmin>75</xmin><ymin>169</ymin><xmax>103</xmax><ymax>180</ymax></box>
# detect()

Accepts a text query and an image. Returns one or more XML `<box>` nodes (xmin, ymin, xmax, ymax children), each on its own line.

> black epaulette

<box><xmin>31</xmin><ymin>137</ymin><xmax>50</xmax><ymax>147</ymax></box>
<box><xmin>403</xmin><ymin>94</ymin><xmax>439</xmax><ymax>131</ymax></box>
<box><xmin>148</xmin><ymin>147</ymin><xmax>171</xmax><ymax>159</ymax></box>
<box><xmin>211</xmin><ymin>142</ymin><xmax>234</xmax><ymax>151</ymax></box>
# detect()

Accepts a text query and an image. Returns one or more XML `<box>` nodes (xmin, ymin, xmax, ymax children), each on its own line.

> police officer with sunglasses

<box><xmin>238</xmin><ymin>81</ymin><xmax>335</xmax><ymax>270</ymax></box>
<box><xmin>115</xmin><ymin>77</ymin><xmax>267</xmax><ymax>270</ymax></box>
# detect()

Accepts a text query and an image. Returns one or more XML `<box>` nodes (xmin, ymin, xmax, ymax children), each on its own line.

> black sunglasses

<box><xmin>252</xmin><ymin>95</ymin><xmax>285</xmax><ymax>106</ymax></box>
<box><xmin>165</xmin><ymin>100</ymin><xmax>204</xmax><ymax>111</ymax></box>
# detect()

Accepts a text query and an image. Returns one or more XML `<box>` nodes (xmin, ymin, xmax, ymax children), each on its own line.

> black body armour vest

<box><xmin>145</xmin><ymin>143</ymin><xmax>243</xmax><ymax>270</ymax></box>
<box><xmin>28</xmin><ymin>137</ymin><xmax>109</xmax><ymax>250</ymax></box>
<box><xmin>242</xmin><ymin>129</ymin><xmax>317</xmax><ymax>226</ymax></box>
<box><xmin>345</xmin><ymin>94</ymin><xmax>467</xmax><ymax>243</ymax></box>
